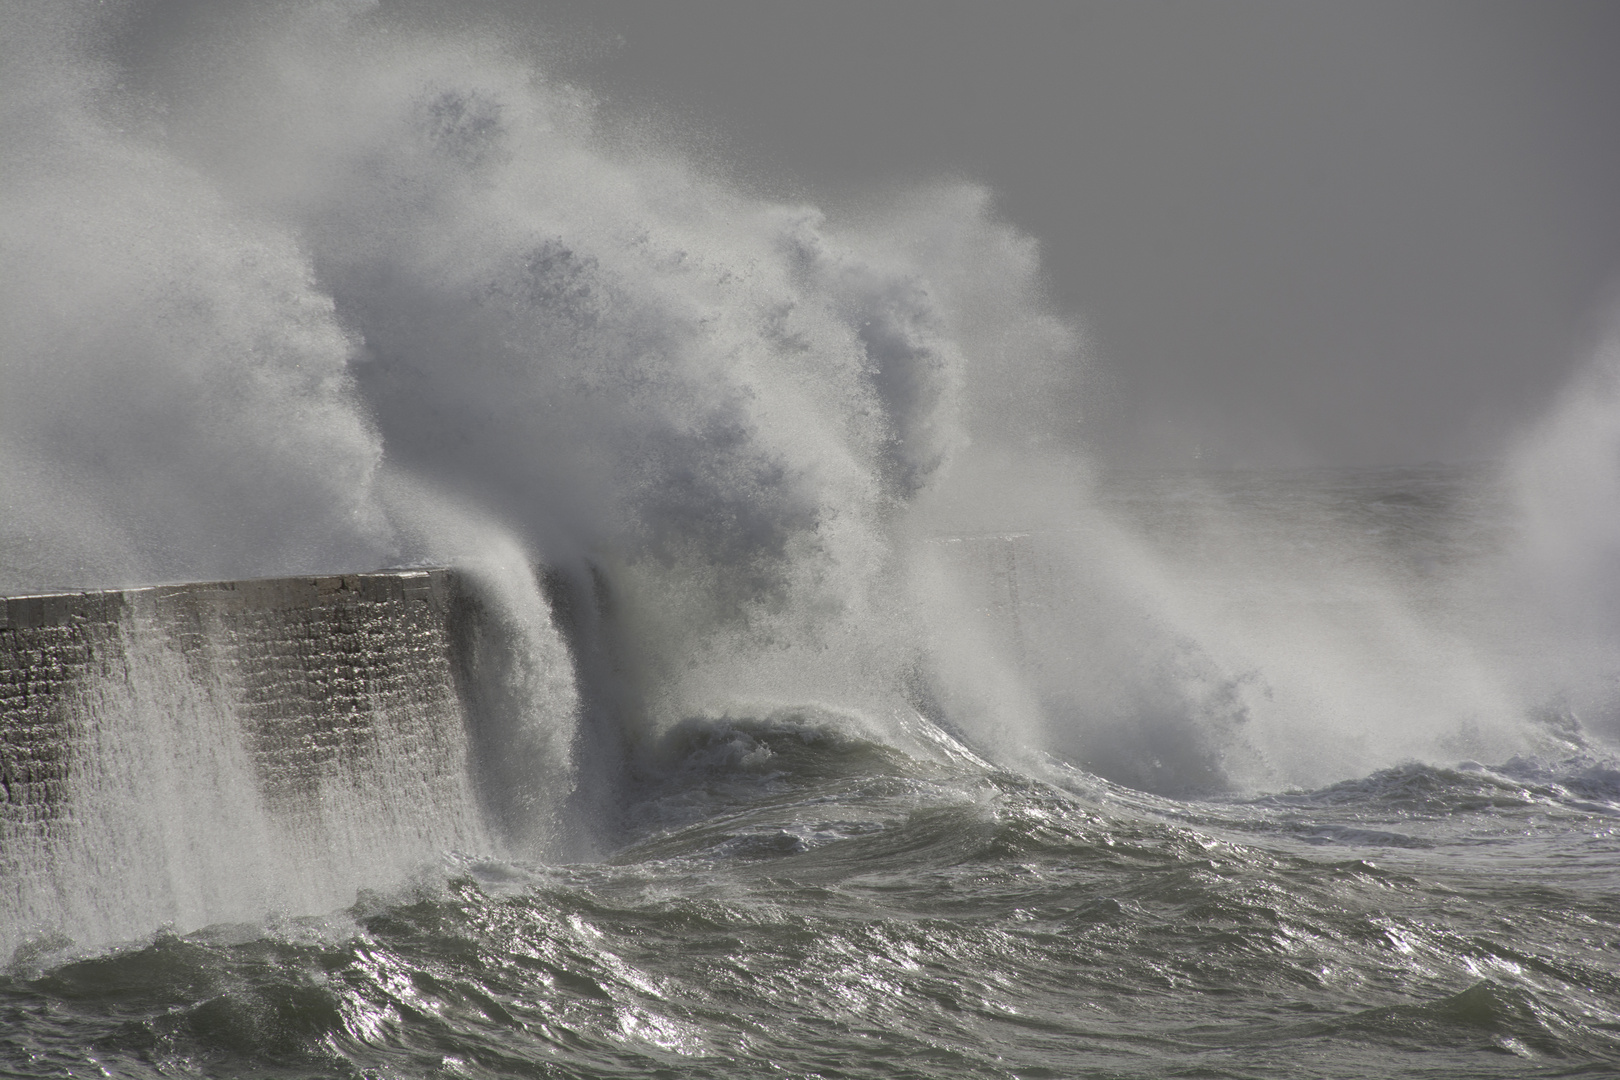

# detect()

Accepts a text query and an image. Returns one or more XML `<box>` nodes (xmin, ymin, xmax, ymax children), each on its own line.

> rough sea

<box><xmin>6</xmin><ymin>710</ymin><xmax>1620</xmax><ymax>1078</ymax></box>
<box><xmin>5</xmin><ymin>4</ymin><xmax>1620</xmax><ymax>1076</ymax></box>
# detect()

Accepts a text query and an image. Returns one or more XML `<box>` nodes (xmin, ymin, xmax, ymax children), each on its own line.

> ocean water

<box><xmin>5</xmin><ymin>4</ymin><xmax>1620</xmax><ymax>1076</ymax></box>
<box><xmin>4</xmin><ymin>699</ymin><xmax>1620</xmax><ymax>1078</ymax></box>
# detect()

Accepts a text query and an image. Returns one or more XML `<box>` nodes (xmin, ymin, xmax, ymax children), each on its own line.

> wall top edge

<box><xmin>0</xmin><ymin>568</ymin><xmax>456</xmax><ymax>630</ymax></box>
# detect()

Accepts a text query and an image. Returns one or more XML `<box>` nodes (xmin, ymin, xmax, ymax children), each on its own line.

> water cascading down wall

<box><xmin>0</xmin><ymin>568</ymin><xmax>565</xmax><ymax>959</ymax></box>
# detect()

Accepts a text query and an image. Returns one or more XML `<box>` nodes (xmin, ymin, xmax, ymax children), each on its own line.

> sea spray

<box><xmin>1507</xmin><ymin>319</ymin><xmax>1620</xmax><ymax>744</ymax></box>
<box><xmin>3</xmin><ymin>0</ymin><xmax>1616</xmax><ymax>835</ymax></box>
<box><xmin>0</xmin><ymin>3</ymin><xmax>392</xmax><ymax>592</ymax></box>
<box><xmin>0</xmin><ymin>1</ymin><xmax>1098</xmax><ymax>798</ymax></box>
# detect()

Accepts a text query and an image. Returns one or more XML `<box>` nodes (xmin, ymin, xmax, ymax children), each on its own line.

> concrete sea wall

<box><xmin>0</xmin><ymin>569</ymin><xmax>511</xmax><ymax>958</ymax></box>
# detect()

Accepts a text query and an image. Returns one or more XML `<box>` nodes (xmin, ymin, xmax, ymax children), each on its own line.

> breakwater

<box><xmin>0</xmin><ymin>569</ymin><xmax>539</xmax><ymax>959</ymax></box>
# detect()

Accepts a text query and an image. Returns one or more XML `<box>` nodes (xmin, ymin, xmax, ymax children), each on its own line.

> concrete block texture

<box><xmin>0</xmin><ymin>568</ymin><xmax>505</xmax><ymax>957</ymax></box>
<box><xmin>0</xmin><ymin>571</ymin><xmax>462</xmax><ymax>810</ymax></box>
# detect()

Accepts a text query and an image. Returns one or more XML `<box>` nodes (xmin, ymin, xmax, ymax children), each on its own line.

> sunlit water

<box><xmin>5</xmin><ymin>723</ymin><xmax>1618</xmax><ymax>1078</ymax></box>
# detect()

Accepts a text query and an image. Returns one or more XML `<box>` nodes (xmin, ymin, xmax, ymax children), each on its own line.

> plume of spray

<box><xmin>0</xmin><ymin>3</ymin><xmax>394</xmax><ymax>591</ymax></box>
<box><xmin>1506</xmin><ymin>315</ymin><xmax>1620</xmax><ymax>745</ymax></box>
<box><xmin>98</xmin><ymin>0</ymin><xmax>1078</xmax><ymax>757</ymax></box>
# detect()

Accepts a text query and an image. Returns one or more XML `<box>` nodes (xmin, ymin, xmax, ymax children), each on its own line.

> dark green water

<box><xmin>6</xmin><ymin>715</ymin><xmax>1618</xmax><ymax>1078</ymax></box>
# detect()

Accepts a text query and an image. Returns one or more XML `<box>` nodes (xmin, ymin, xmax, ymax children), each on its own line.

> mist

<box><xmin>3</xmin><ymin>0</ymin><xmax>1618</xmax><ymax>797</ymax></box>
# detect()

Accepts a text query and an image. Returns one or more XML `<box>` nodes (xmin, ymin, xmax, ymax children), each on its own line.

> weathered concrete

<box><xmin>1</xmin><ymin>570</ymin><xmax>460</xmax><ymax>819</ymax></box>
<box><xmin>0</xmin><ymin>568</ymin><xmax>509</xmax><ymax>954</ymax></box>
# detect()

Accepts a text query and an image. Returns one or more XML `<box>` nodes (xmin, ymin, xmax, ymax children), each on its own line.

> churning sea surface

<box><xmin>4</xmin><ymin>468</ymin><xmax>1620</xmax><ymax>1080</ymax></box>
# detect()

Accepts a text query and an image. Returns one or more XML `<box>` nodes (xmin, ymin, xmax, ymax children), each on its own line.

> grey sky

<box><xmin>521</xmin><ymin>0</ymin><xmax>1620</xmax><ymax>467</ymax></box>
